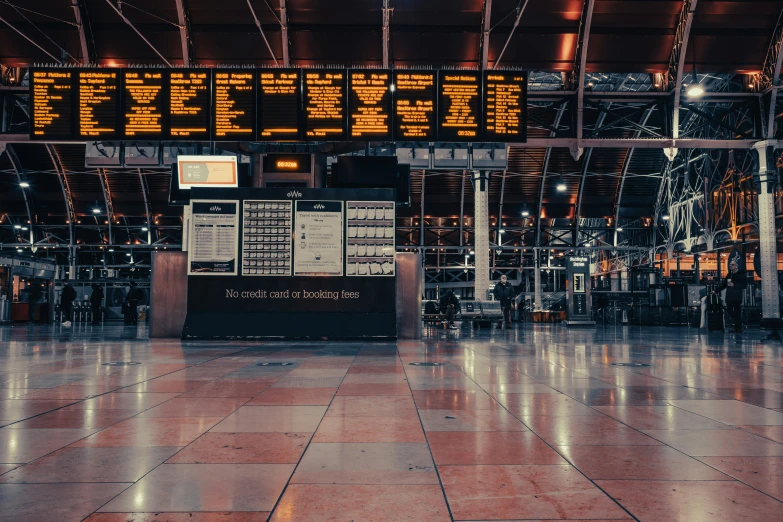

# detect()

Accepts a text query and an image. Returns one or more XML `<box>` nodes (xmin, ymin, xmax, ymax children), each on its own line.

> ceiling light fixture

<box><xmin>19</xmin><ymin>182</ymin><xmax>29</xmax><ymax>188</ymax></box>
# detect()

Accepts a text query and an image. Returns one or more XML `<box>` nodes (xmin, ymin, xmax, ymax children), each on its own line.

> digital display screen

<box><xmin>77</xmin><ymin>70</ymin><xmax>119</xmax><ymax>139</ymax></box>
<box><xmin>170</xmin><ymin>70</ymin><xmax>210</xmax><ymax>139</ymax></box>
<box><xmin>31</xmin><ymin>69</ymin><xmax>74</xmax><ymax>140</ymax></box>
<box><xmin>259</xmin><ymin>69</ymin><xmax>301</xmax><ymax>141</ymax></box>
<box><xmin>212</xmin><ymin>69</ymin><xmax>255</xmax><ymax>140</ymax></box>
<box><xmin>348</xmin><ymin>70</ymin><xmax>392</xmax><ymax>141</ymax></box>
<box><xmin>303</xmin><ymin>69</ymin><xmax>346</xmax><ymax>140</ymax></box>
<box><xmin>438</xmin><ymin>70</ymin><xmax>480</xmax><ymax>142</ymax></box>
<box><xmin>123</xmin><ymin>70</ymin><xmax>166</xmax><ymax>139</ymax></box>
<box><xmin>393</xmin><ymin>71</ymin><xmax>436</xmax><ymax>141</ymax></box>
<box><xmin>484</xmin><ymin>71</ymin><xmax>526</xmax><ymax>142</ymax></box>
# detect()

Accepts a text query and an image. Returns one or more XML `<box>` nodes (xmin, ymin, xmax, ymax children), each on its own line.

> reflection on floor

<box><xmin>1</xmin><ymin>323</ymin><xmax>783</xmax><ymax>521</ymax></box>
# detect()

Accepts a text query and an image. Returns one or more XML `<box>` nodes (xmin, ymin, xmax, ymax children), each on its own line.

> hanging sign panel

<box><xmin>259</xmin><ymin>69</ymin><xmax>302</xmax><ymax>141</ymax></box>
<box><xmin>188</xmin><ymin>200</ymin><xmax>239</xmax><ymax>276</ymax></box>
<box><xmin>438</xmin><ymin>70</ymin><xmax>481</xmax><ymax>142</ymax></box>
<box><xmin>293</xmin><ymin>201</ymin><xmax>344</xmax><ymax>276</ymax></box>
<box><xmin>122</xmin><ymin>70</ymin><xmax>167</xmax><ymax>139</ymax></box>
<box><xmin>77</xmin><ymin>70</ymin><xmax>120</xmax><ymax>139</ymax></box>
<box><xmin>348</xmin><ymin>70</ymin><xmax>392</xmax><ymax>141</ymax></box>
<box><xmin>483</xmin><ymin>71</ymin><xmax>527</xmax><ymax>142</ymax></box>
<box><xmin>393</xmin><ymin>70</ymin><xmax>437</xmax><ymax>141</ymax></box>
<box><xmin>31</xmin><ymin>69</ymin><xmax>74</xmax><ymax>140</ymax></box>
<box><xmin>303</xmin><ymin>70</ymin><xmax>347</xmax><ymax>140</ymax></box>
<box><xmin>212</xmin><ymin>69</ymin><xmax>256</xmax><ymax>140</ymax></box>
<box><xmin>169</xmin><ymin>70</ymin><xmax>210</xmax><ymax>140</ymax></box>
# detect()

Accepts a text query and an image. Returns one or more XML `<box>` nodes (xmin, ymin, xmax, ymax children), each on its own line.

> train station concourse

<box><xmin>3</xmin><ymin>0</ymin><xmax>783</xmax><ymax>520</ymax></box>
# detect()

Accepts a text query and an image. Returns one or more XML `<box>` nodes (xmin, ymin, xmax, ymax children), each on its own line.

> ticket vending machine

<box><xmin>566</xmin><ymin>255</ymin><xmax>595</xmax><ymax>326</ymax></box>
<box><xmin>254</xmin><ymin>154</ymin><xmax>326</xmax><ymax>189</ymax></box>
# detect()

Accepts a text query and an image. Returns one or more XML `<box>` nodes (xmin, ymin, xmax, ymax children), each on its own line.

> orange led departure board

<box><xmin>259</xmin><ymin>69</ymin><xmax>301</xmax><ymax>141</ymax></box>
<box><xmin>484</xmin><ymin>71</ymin><xmax>527</xmax><ymax>142</ymax></box>
<box><xmin>31</xmin><ymin>69</ymin><xmax>74</xmax><ymax>140</ymax></box>
<box><xmin>212</xmin><ymin>69</ymin><xmax>255</xmax><ymax>140</ymax></box>
<box><xmin>77</xmin><ymin>70</ymin><xmax>119</xmax><ymax>139</ymax></box>
<box><xmin>438</xmin><ymin>70</ymin><xmax>480</xmax><ymax>142</ymax></box>
<box><xmin>393</xmin><ymin>71</ymin><xmax>436</xmax><ymax>141</ymax></box>
<box><xmin>170</xmin><ymin>70</ymin><xmax>210</xmax><ymax>140</ymax></box>
<box><xmin>123</xmin><ymin>70</ymin><xmax>166</xmax><ymax>139</ymax></box>
<box><xmin>348</xmin><ymin>70</ymin><xmax>392</xmax><ymax>140</ymax></box>
<box><xmin>304</xmin><ymin>70</ymin><xmax>346</xmax><ymax>140</ymax></box>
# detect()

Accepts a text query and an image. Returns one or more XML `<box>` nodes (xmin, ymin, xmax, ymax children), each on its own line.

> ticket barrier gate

<box><xmin>54</xmin><ymin>303</ymin><xmax>104</xmax><ymax>325</ymax></box>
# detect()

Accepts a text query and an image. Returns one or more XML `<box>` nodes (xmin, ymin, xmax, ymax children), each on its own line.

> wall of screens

<box><xmin>30</xmin><ymin>68</ymin><xmax>526</xmax><ymax>143</ymax></box>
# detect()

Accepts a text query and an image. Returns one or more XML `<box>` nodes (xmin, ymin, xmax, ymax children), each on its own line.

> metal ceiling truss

<box><xmin>479</xmin><ymin>0</ymin><xmax>492</xmax><ymax>70</ymax></box>
<box><xmin>4</xmin><ymin>144</ymin><xmax>34</xmax><ymax>244</ymax></box>
<box><xmin>494</xmin><ymin>0</ymin><xmax>530</xmax><ymax>69</ymax></box>
<box><xmin>382</xmin><ymin>0</ymin><xmax>391</xmax><ymax>68</ymax></box>
<box><xmin>246</xmin><ymin>0</ymin><xmax>279</xmax><ymax>66</ymax></box>
<box><xmin>666</xmin><ymin>0</ymin><xmax>699</xmax><ymax>159</ymax></box>
<box><xmin>70</xmin><ymin>0</ymin><xmax>97</xmax><ymax>65</ymax></box>
<box><xmin>280</xmin><ymin>0</ymin><xmax>290</xmax><ymax>67</ymax></box>
<box><xmin>45</xmin><ymin>144</ymin><xmax>75</xmax><ymax>247</ymax></box>
<box><xmin>761</xmin><ymin>8</ymin><xmax>783</xmax><ymax>139</ymax></box>
<box><xmin>570</xmin><ymin>0</ymin><xmax>595</xmax><ymax>161</ymax></box>
<box><xmin>174</xmin><ymin>0</ymin><xmax>194</xmax><ymax>66</ymax></box>
<box><xmin>535</xmin><ymin>101</ymin><xmax>568</xmax><ymax>247</ymax></box>
<box><xmin>97</xmin><ymin>168</ymin><xmax>115</xmax><ymax>244</ymax></box>
<box><xmin>104</xmin><ymin>0</ymin><xmax>172</xmax><ymax>66</ymax></box>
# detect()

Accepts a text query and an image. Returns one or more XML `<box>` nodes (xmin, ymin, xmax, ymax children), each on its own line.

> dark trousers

<box><xmin>91</xmin><ymin>304</ymin><xmax>101</xmax><ymax>324</ymax></box>
<box><xmin>445</xmin><ymin>305</ymin><xmax>455</xmax><ymax>325</ymax></box>
<box><xmin>61</xmin><ymin>302</ymin><xmax>72</xmax><ymax>322</ymax></box>
<box><xmin>124</xmin><ymin>300</ymin><xmax>138</xmax><ymax>325</ymax></box>
<box><xmin>726</xmin><ymin>300</ymin><xmax>743</xmax><ymax>331</ymax></box>
<box><xmin>497</xmin><ymin>303</ymin><xmax>512</xmax><ymax>327</ymax></box>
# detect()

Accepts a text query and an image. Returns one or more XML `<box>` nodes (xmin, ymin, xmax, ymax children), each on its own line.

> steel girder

<box><xmin>494</xmin><ymin>1</ymin><xmax>530</xmax><ymax>68</ymax></box>
<box><xmin>571</xmin><ymin>0</ymin><xmax>596</xmax><ymax>161</ymax></box>
<box><xmin>535</xmin><ymin>101</ymin><xmax>568</xmax><ymax>247</ymax></box>
<box><xmin>71</xmin><ymin>0</ymin><xmax>96</xmax><ymax>65</ymax></box>
<box><xmin>246</xmin><ymin>0</ymin><xmax>279</xmax><ymax>66</ymax></box>
<box><xmin>104</xmin><ymin>0</ymin><xmax>172</xmax><ymax>66</ymax></box>
<box><xmin>667</xmin><ymin>0</ymin><xmax>699</xmax><ymax>158</ymax></box>
<box><xmin>4</xmin><ymin>144</ymin><xmax>34</xmax><ymax>243</ymax></box>
<box><xmin>280</xmin><ymin>0</ymin><xmax>290</xmax><ymax>67</ymax></box>
<box><xmin>761</xmin><ymin>9</ymin><xmax>783</xmax><ymax>139</ymax></box>
<box><xmin>45</xmin><ymin>144</ymin><xmax>75</xmax><ymax>247</ymax></box>
<box><xmin>138</xmin><ymin>169</ymin><xmax>154</xmax><ymax>245</ymax></box>
<box><xmin>382</xmin><ymin>0</ymin><xmax>391</xmax><ymax>68</ymax></box>
<box><xmin>479</xmin><ymin>0</ymin><xmax>492</xmax><ymax>70</ymax></box>
<box><xmin>97</xmin><ymin>169</ymin><xmax>115</xmax><ymax>244</ymax></box>
<box><xmin>174</xmin><ymin>0</ymin><xmax>194</xmax><ymax>66</ymax></box>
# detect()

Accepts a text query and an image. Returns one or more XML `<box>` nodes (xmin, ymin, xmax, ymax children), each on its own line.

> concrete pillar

<box><xmin>473</xmin><ymin>171</ymin><xmax>490</xmax><ymax>301</ymax></box>
<box><xmin>755</xmin><ymin>142</ymin><xmax>780</xmax><ymax>321</ymax></box>
<box><xmin>534</xmin><ymin>248</ymin><xmax>542</xmax><ymax>310</ymax></box>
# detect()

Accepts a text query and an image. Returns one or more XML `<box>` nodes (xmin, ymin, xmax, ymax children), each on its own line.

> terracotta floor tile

<box><xmin>119</xmin><ymin>380</ymin><xmax>210</xmax><ymax>393</ymax></box>
<box><xmin>597</xmin><ymin>479</ymin><xmax>783</xmax><ymax>522</ymax></box>
<box><xmin>439</xmin><ymin>465</ymin><xmax>630</xmax><ymax>520</ymax></box>
<box><xmin>525</xmin><ymin>415</ymin><xmax>661</xmax><ymax>446</ymax></box>
<box><xmin>137</xmin><ymin>398</ymin><xmax>247</xmax><ymax>418</ymax></box>
<box><xmin>667</xmin><ymin>399</ymin><xmax>783</xmax><ymax>426</ymax></box>
<box><xmin>179</xmin><ymin>381</ymin><xmax>273</xmax><ymax>398</ymax></box>
<box><xmin>335</xmin><ymin>383</ymin><xmax>412</xmax><ymax>396</ymax></box>
<box><xmin>738</xmin><ymin>424</ymin><xmax>783</xmax><ymax>443</ymax></box>
<box><xmin>418</xmin><ymin>409</ymin><xmax>529</xmax><ymax>432</ymax></box>
<box><xmin>698</xmin><ymin>456</ymin><xmax>783</xmax><ymax>501</ymax></box>
<box><xmin>570</xmin><ymin>386</ymin><xmax>721</xmax><ymax>406</ymax></box>
<box><xmin>325</xmin><ymin>395</ymin><xmax>418</xmax><ymax>417</ymax></box>
<box><xmin>0</xmin><ymin>482</ymin><xmax>130</xmax><ymax>522</ymax></box>
<box><xmin>0</xmin><ymin>428</ymin><xmax>98</xmax><ymax>463</ymax></box>
<box><xmin>71</xmin><ymin>417</ymin><xmax>224</xmax><ymax>447</ymax></box>
<box><xmin>84</xmin><ymin>514</ymin><xmax>269</xmax><ymax>522</ymax></box>
<box><xmin>313</xmin><ymin>416</ymin><xmax>425</xmax><ymax>442</ymax></box>
<box><xmin>211</xmin><ymin>406</ymin><xmax>326</xmax><ymax>433</ymax></box>
<box><xmin>269</xmin><ymin>484</ymin><xmax>451</xmax><ymax>522</ymax></box>
<box><xmin>0</xmin><ymin>446</ymin><xmax>179</xmax><ymax>483</ymax></box>
<box><xmin>70</xmin><ymin>392</ymin><xmax>180</xmax><ymax>411</ymax></box>
<box><xmin>559</xmin><ymin>445</ymin><xmax>731</xmax><ymax>480</ymax></box>
<box><xmin>412</xmin><ymin>390</ymin><xmax>503</xmax><ymax>410</ymax></box>
<box><xmin>594</xmin><ymin>405</ymin><xmax>734</xmax><ymax>430</ymax></box>
<box><xmin>642</xmin><ymin>428</ymin><xmax>783</xmax><ymax>456</ymax></box>
<box><xmin>15</xmin><ymin>384</ymin><xmax>118</xmax><ymax>400</ymax></box>
<box><xmin>341</xmin><ymin>373</ymin><xmax>407</xmax><ymax>384</ymax></box>
<box><xmin>494</xmin><ymin>393</ymin><xmax>598</xmax><ymax>416</ymax></box>
<box><xmin>271</xmin><ymin>377</ymin><xmax>345</xmax><ymax>389</ymax></box>
<box><xmin>0</xmin><ymin>399</ymin><xmax>77</xmax><ymax>422</ymax></box>
<box><xmin>247</xmin><ymin>387</ymin><xmax>337</xmax><ymax>405</ymax></box>
<box><xmin>11</xmin><ymin>408</ymin><xmax>139</xmax><ymax>429</ymax></box>
<box><xmin>427</xmin><ymin>431</ymin><xmax>567</xmax><ymax>465</ymax></box>
<box><xmin>0</xmin><ymin>465</ymin><xmax>18</xmax><ymax>475</ymax></box>
<box><xmin>167</xmin><ymin>432</ymin><xmax>311</xmax><ymax>463</ymax></box>
<box><xmin>291</xmin><ymin>442</ymin><xmax>438</xmax><ymax>484</ymax></box>
<box><xmin>478</xmin><ymin>383</ymin><xmax>560</xmax><ymax>394</ymax></box>
<box><xmin>100</xmin><ymin>463</ymin><xmax>294</xmax><ymax>512</ymax></box>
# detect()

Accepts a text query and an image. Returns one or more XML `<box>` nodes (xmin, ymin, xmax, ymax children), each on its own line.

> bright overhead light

<box><xmin>126</xmin><ymin>253</ymin><xmax>131</xmax><ymax>257</ymax></box>
<box><xmin>686</xmin><ymin>85</ymin><xmax>704</xmax><ymax>97</ymax></box>
<box><xmin>108</xmin><ymin>248</ymin><xmax>115</xmax><ymax>252</ymax></box>
<box><xmin>499</xmin><ymin>229</ymin><xmax>506</xmax><ymax>234</ymax></box>
<box><xmin>521</xmin><ymin>209</ymin><xmax>530</xmax><ymax>217</ymax></box>
<box><xmin>662</xmin><ymin>214</ymin><xmax>670</xmax><ymax>221</ymax></box>
<box><xmin>556</xmin><ymin>182</ymin><xmax>567</xmax><ymax>192</ymax></box>
<box><xmin>92</xmin><ymin>208</ymin><xmax>101</xmax><ymax>214</ymax></box>
<box><xmin>389</xmin><ymin>84</ymin><xmax>395</xmax><ymax>92</ymax></box>
<box><xmin>616</xmin><ymin>227</ymin><xmax>623</xmax><ymax>232</ymax></box>
<box><xmin>13</xmin><ymin>225</ymin><xmax>21</xmax><ymax>229</ymax></box>
<box><xmin>21</xmin><ymin>227</ymin><xmax>28</xmax><ymax>231</ymax></box>
<box><xmin>141</xmin><ymin>226</ymin><xmax>148</xmax><ymax>232</ymax></box>
<box><xmin>16</xmin><ymin>249</ymin><xmax>22</xmax><ymax>253</ymax></box>
<box><xmin>19</xmin><ymin>182</ymin><xmax>29</xmax><ymax>188</ymax></box>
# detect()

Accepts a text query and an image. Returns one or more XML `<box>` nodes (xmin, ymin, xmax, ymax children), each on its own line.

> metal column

<box><xmin>534</xmin><ymin>248</ymin><xmax>542</xmax><ymax>310</ymax></box>
<box><xmin>473</xmin><ymin>171</ymin><xmax>490</xmax><ymax>301</ymax></box>
<box><xmin>754</xmin><ymin>142</ymin><xmax>780</xmax><ymax>321</ymax></box>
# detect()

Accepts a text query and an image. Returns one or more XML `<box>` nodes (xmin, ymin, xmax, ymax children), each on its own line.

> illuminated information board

<box><xmin>123</xmin><ymin>70</ymin><xmax>166</xmax><ymax>139</ymax></box>
<box><xmin>438</xmin><ymin>70</ymin><xmax>480</xmax><ymax>142</ymax></box>
<box><xmin>304</xmin><ymin>70</ymin><xmax>346</xmax><ymax>140</ymax></box>
<box><xmin>483</xmin><ymin>71</ymin><xmax>526</xmax><ymax>142</ymax></box>
<box><xmin>78</xmin><ymin>70</ymin><xmax>119</xmax><ymax>139</ymax></box>
<box><xmin>31</xmin><ymin>70</ymin><xmax>74</xmax><ymax>140</ymax></box>
<box><xmin>170</xmin><ymin>70</ymin><xmax>210</xmax><ymax>140</ymax></box>
<box><xmin>348</xmin><ymin>70</ymin><xmax>392</xmax><ymax>141</ymax></box>
<box><xmin>212</xmin><ymin>69</ymin><xmax>255</xmax><ymax>140</ymax></box>
<box><xmin>259</xmin><ymin>69</ymin><xmax>301</xmax><ymax>141</ymax></box>
<box><xmin>393</xmin><ymin>70</ymin><xmax>436</xmax><ymax>141</ymax></box>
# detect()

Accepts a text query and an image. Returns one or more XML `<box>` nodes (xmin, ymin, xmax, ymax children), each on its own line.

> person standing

<box><xmin>27</xmin><ymin>283</ymin><xmax>42</xmax><ymax>324</ymax></box>
<box><xmin>124</xmin><ymin>281</ymin><xmax>142</xmax><ymax>326</ymax></box>
<box><xmin>439</xmin><ymin>290</ymin><xmax>460</xmax><ymax>330</ymax></box>
<box><xmin>717</xmin><ymin>260</ymin><xmax>747</xmax><ymax>333</ymax></box>
<box><xmin>493</xmin><ymin>274</ymin><xmax>516</xmax><ymax>329</ymax></box>
<box><xmin>60</xmin><ymin>279</ymin><xmax>76</xmax><ymax>327</ymax></box>
<box><xmin>90</xmin><ymin>284</ymin><xmax>104</xmax><ymax>325</ymax></box>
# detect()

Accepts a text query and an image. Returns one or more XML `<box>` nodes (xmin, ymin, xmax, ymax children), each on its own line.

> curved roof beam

<box><xmin>138</xmin><ymin>169</ymin><xmax>153</xmax><ymax>245</ymax></box>
<box><xmin>97</xmin><ymin>169</ymin><xmax>115</xmax><ymax>245</ymax></box>
<box><xmin>666</xmin><ymin>0</ymin><xmax>699</xmax><ymax>160</ymax></box>
<box><xmin>479</xmin><ymin>0</ymin><xmax>492</xmax><ymax>70</ymax></box>
<box><xmin>761</xmin><ymin>9</ymin><xmax>783</xmax><ymax>139</ymax></box>
<box><xmin>70</xmin><ymin>0</ymin><xmax>96</xmax><ymax>65</ymax></box>
<box><xmin>535</xmin><ymin>101</ymin><xmax>568</xmax><ymax>246</ymax></box>
<box><xmin>570</xmin><ymin>0</ymin><xmax>595</xmax><ymax>161</ymax></box>
<box><xmin>174</xmin><ymin>0</ymin><xmax>194</xmax><ymax>66</ymax></box>
<box><xmin>281</xmin><ymin>0</ymin><xmax>290</xmax><ymax>67</ymax></box>
<box><xmin>4</xmin><ymin>144</ymin><xmax>34</xmax><ymax>243</ymax></box>
<box><xmin>45</xmin><ymin>144</ymin><xmax>75</xmax><ymax>246</ymax></box>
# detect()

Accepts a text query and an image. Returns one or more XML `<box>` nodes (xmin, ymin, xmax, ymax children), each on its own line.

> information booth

<box><xmin>182</xmin><ymin>187</ymin><xmax>397</xmax><ymax>340</ymax></box>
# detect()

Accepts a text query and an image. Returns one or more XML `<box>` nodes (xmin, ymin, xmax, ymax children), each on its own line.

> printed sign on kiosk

<box><xmin>177</xmin><ymin>155</ymin><xmax>238</xmax><ymax>189</ymax></box>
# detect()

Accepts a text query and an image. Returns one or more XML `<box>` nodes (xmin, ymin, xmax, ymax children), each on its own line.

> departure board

<box><xmin>304</xmin><ymin>70</ymin><xmax>346</xmax><ymax>140</ymax></box>
<box><xmin>483</xmin><ymin>71</ymin><xmax>527</xmax><ymax>142</ymax></box>
<box><xmin>393</xmin><ymin>70</ymin><xmax>436</xmax><ymax>141</ymax></box>
<box><xmin>259</xmin><ymin>69</ymin><xmax>301</xmax><ymax>141</ymax></box>
<box><xmin>170</xmin><ymin>70</ymin><xmax>210</xmax><ymax>140</ymax></box>
<box><xmin>123</xmin><ymin>70</ymin><xmax>166</xmax><ymax>139</ymax></box>
<box><xmin>212</xmin><ymin>69</ymin><xmax>255</xmax><ymax>140</ymax></box>
<box><xmin>77</xmin><ymin>70</ymin><xmax>119</xmax><ymax>139</ymax></box>
<box><xmin>438</xmin><ymin>70</ymin><xmax>481</xmax><ymax>142</ymax></box>
<box><xmin>31</xmin><ymin>69</ymin><xmax>74</xmax><ymax>140</ymax></box>
<box><xmin>348</xmin><ymin>70</ymin><xmax>392</xmax><ymax>141</ymax></box>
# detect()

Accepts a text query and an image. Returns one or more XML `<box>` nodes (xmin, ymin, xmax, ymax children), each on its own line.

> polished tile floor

<box><xmin>1</xmin><ymin>323</ymin><xmax>783</xmax><ymax>521</ymax></box>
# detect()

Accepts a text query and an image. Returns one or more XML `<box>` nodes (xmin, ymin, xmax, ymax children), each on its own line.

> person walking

<box><xmin>717</xmin><ymin>259</ymin><xmax>747</xmax><ymax>333</ymax></box>
<box><xmin>493</xmin><ymin>274</ymin><xmax>516</xmax><ymax>329</ymax></box>
<box><xmin>60</xmin><ymin>279</ymin><xmax>76</xmax><ymax>327</ymax></box>
<box><xmin>439</xmin><ymin>290</ymin><xmax>460</xmax><ymax>330</ymax></box>
<box><xmin>90</xmin><ymin>284</ymin><xmax>104</xmax><ymax>325</ymax></box>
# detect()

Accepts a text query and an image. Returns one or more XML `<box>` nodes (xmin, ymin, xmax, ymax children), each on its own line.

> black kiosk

<box><xmin>182</xmin><ymin>187</ymin><xmax>397</xmax><ymax>339</ymax></box>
